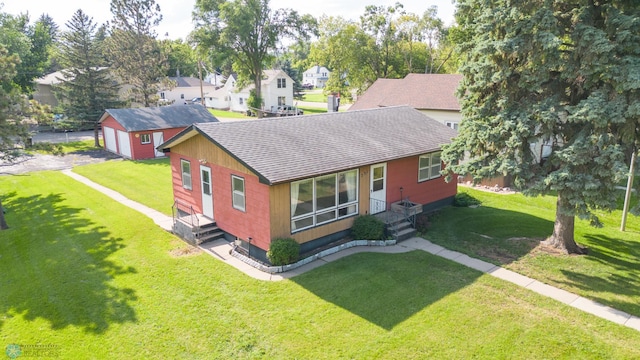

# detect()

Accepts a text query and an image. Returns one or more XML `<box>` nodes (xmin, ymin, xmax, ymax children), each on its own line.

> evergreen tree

<box><xmin>55</xmin><ymin>10</ymin><xmax>123</xmax><ymax>146</ymax></box>
<box><xmin>442</xmin><ymin>1</ymin><xmax>640</xmax><ymax>254</ymax></box>
<box><xmin>105</xmin><ymin>0</ymin><xmax>168</xmax><ymax>107</ymax></box>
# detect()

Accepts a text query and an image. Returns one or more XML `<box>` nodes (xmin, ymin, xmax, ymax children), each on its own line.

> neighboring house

<box><xmin>349</xmin><ymin>74</ymin><xmax>463</xmax><ymax>131</ymax></box>
<box><xmin>158</xmin><ymin>106</ymin><xmax>457</xmax><ymax>263</ymax></box>
<box><xmin>204</xmin><ymin>72</ymin><xmax>226</xmax><ymax>88</ymax></box>
<box><xmin>303</xmin><ymin>65</ymin><xmax>330</xmax><ymax>88</ymax></box>
<box><xmin>33</xmin><ymin>71</ymin><xmax>64</xmax><ymax>107</ymax></box>
<box><xmin>159</xmin><ymin>76</ymin><xmax>218</xmax><ymax>106</ymax></box>
<box><xmin>231</xmin><ymin>69</ymin><xmax>295</xmax><ymax>114</ymax></box>
<box><xmin>99</xmin><ymin>105</ymin><xmax>219</xmax><ymax>160</ymax></box>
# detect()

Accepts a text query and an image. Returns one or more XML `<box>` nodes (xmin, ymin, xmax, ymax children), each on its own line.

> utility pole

<box><xmin>198</xmin><ymin>60</ymin><xmax>205</xmax><ymax>106</ymax></box>
<box><xmin>621</xmin><ymin>148</ymin><xmax>637</xmax><ymax>231</ymax></box>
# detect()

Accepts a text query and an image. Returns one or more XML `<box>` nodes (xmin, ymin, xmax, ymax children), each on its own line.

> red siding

<box><xmin>129</xmin><ymin>127</ymin><xmax>184</xmax><ymax>160</ymax></box>
<box><xmin>170</xmin><ymin>153</ymin><xmax>203</xmax><ymax>213</ymax></box>
<box><xmin>386</xmin><ymin>156</ymin><xmax>457</xmax><ymax>206</ymax></box>
<box><xmin>211</xmin><ymin>165</ymin><xmax>271</xmax><ymax>251</ymax></box>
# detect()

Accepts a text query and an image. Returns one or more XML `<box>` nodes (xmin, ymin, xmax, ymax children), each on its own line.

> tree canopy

<box><xmin>442</xmin><ymin>0</ymin><xmax>640</xmax><ymax>253</ymax></box>
<box><xmin>191</xmin><ymin>0</ymin><xmax>316</xmax><ymax>117</ymax></box>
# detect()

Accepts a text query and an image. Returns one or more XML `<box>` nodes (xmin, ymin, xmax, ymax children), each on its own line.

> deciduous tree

<box><xmin>442</xmin><ymin>0</ymin><xmax>640</xmax><ymax>254</ymax></box>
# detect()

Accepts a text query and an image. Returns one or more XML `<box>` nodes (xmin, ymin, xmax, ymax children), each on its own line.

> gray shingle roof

<box><xmin>164</xmin><ymin>106</ymin><xmax>457</xmax><ymax>185</ymax></box>
<box><xmin>100</xmin><ymin>105</ymin><xmax>219</xmax><ymax>132</ymax></box>
<box><xmin>350</xmin><ymin>74</ymin><xmax>462</xmax><ymax>111</ymax></box>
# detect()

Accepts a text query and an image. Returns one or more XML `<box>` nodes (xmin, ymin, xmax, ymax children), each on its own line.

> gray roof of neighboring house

<box><xmin>169</xmin><ymin>76</ymin><xmax>217</xmax><ymax>88</ymax></box>
<box><xmin>160</xmin><ymin>106</ymin><xmax>457</xmax><ymax>185</ymax></box>
<box><xmin>349</xmin><ymin>74</ymin><xmax>463</xmax><ymax>111</ymax></box>
<box><xmin>99</xmin><ymin>105</ymin><xmax>219</xmax><ymax>132</ymax></box>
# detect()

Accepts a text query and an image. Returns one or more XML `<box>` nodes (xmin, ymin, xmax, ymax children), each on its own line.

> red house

<box><xmin>99</xmin><ymin>105</ymin><xmax>218</xmax><ymax>160</ymax></box>
<box><xmin>158</xmin><ymin>106</ymin><xmax>458</xmax><ymax>263</ymax></box>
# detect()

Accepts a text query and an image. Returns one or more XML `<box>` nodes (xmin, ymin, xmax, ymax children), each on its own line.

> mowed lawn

<box><xmin>73</xmin><ymin>158</ymin><xmax>174</xmax><ymax>216</ymax></box>
<box><xmin>425</xmin><ymin>186</ymin><xmax>640</xmax><ymax>317</ymax></box>
<box><xmin>1</xmin><ymin>172</ymin><xmax>640</xmax><ymax>359</ymax></box>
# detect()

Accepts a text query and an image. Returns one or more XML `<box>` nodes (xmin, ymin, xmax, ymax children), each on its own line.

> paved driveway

<box><xmin>1</xmin><ymin>130</ymin><xmax>120</xmax><ymax>175</ymax></box>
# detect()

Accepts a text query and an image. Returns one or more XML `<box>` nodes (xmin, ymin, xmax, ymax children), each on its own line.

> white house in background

<box><xmin>209</xmin><ymin>70</ymin><xmax>294</xmax><ymax>114</ymax></box>
<box><xmin>204</xmin><ymin>72</ymin><xmax>226</xmax><ymax>88</ymax></box>
<box><xmin>303</xmin><ymin>65</ymin><xmax>330</xmax><ymax>88</ymax></box>
<box><xmin>158</xmin><ymin>76</ymin><xmax>218</xmax><ymax>106</ymax></box>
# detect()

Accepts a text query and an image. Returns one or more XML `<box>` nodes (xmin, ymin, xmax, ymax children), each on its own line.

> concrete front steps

<box><xmin>387</xmin><ymin>220</ymin><xmax>417</xmax><ymax>242</ymax></box>
<box><xmin>173</xmin><ymin>215</ymin><xmax>226</xmax><ymax>245</ymax></box>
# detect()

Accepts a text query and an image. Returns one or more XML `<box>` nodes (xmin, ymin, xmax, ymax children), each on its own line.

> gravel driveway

<box><xmin>1</xmin><ymin>130</ymin><xmax>121</xmax><ymax>175</ymax></box>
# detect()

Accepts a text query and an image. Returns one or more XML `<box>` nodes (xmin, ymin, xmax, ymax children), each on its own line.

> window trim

<box><xmin>277</xmin><ymin>78</ymin><xmax>287</xmax><ymax>88</ymax></box>
<box><xmin>140</xmin><ymin>133</ymin><xmax>151</xmax><ymax>144</ymax></box>
<box><xmin>418</xmin><ymin>152</ymin><xmax>442</xmax><ymax>182</ymax></box>
<box><xmin>231</xmin><ymin>175</ymin><xmax>246</xmax><ymax>212</ymax></box>
<box><xmin>291</xmin><ymin>169</ymin><xmax>359</xmax><ymax>233</ymax></box>
<box><xmin>181</xmin><ymin>159</ymin><xmax>192</xmax><ymax>190</ymax></box>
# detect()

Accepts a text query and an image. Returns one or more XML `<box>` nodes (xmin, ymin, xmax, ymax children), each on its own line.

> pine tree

<box><xmin>105</xmin><ymin>0</ymin><xmax>168</xmax><ymax>107</ymax></box>
<box><xmin>55</xmin><ymin>10</ymin><xmax>123</xmax><ymax>146</ymax></box>
<box><xmin>442</xmin><ymin>1</ymin><xmax>640</xmax><ymax>254</ymax></box>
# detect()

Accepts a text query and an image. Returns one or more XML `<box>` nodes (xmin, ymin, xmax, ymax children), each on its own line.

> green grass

<box><xmin>299</xmin><ymin>106</ymin><xmax>327</xmax><ymax>115</ymax></box>
<box><xmin>301</xmin><ymin>90</ymin><xmax>326</xmax><ymax>103</ymax></box>
<box><xmin>1</xmin><ymin>172</ymin><xmax>639</xmax><ymax>359</ymax></box>
<box><xmin>209</xmin><ymin>108</ymin><xmax>255</xmax><ymax>119</ymax></box>
<box><xmin>72</xmin><ymin>158</ymin><xmax>173</xmax><ymax>215</ymax></box>
<box><xmin>31</xmin><ymin>139</ymin><xmax>103</xmax><ymax>155</ymax></box>
<box><xmin>424</xmin><ymin>186</ymin><xmax>640</xmax><ymax>317</ymax></box>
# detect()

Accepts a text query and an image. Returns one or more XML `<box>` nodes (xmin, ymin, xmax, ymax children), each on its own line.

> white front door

<box><xmin>104</xmin><ymin>127</ymin><xmax>117</xmax><ymax>153</ymax></box>
<box><xmin>369</xmin><ymin>163</ymin><xmax>387</xmax><ymax>214</ymax></box>
<box><xmin>200</xmin><ymin>166</ymin><xmax>214</xmax><ymax>219</ymax></box>
<box><xmin>153</xmin><ymin>132</ymin><xmax>164</xmax><ymax>157</ymax></box>
<box><xmin>116</xmin><ymin>130</ymin><xmax>131</xmax><ymax>158</ymax></box>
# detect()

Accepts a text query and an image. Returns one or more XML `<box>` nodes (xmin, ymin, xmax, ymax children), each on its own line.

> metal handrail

<box><xmin>370</xmin><ymin>197</ymin><xmax>418</xmax><ymax>240</ymax></box>
<box><xmin>172</xmin><ymin>199</ymin><xmax>200</xmax><ymax>234</ymax></box>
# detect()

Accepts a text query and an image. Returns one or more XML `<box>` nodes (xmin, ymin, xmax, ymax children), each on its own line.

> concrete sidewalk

<box><xmin>62</xmin><ymin>170</ymin><xmax>640</xmax><ymax>332</ymax></box>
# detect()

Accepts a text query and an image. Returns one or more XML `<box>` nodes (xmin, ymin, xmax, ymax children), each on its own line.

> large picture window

<box><xmin>181</xmin><ymin>160</ymin><xmax>192</xmax><ymax>190</ymax></box>
<box><xmin>291</xmin><ymin>169</ymin><xmax>358</xmax><ymax>232</ymax></box>
<box><xmin>232</xmin><ymin>175</ymin><xmax>246</xmax><ymax>211</ymax></box>
<box><xmin>418</xmin><ymin>152</ymin><xmax>442</xmax><ymax>182</ymax></box>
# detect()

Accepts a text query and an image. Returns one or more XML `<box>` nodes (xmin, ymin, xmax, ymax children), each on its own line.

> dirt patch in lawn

<box><xmin>475</xmin><ymin>237</ymin><xmax>543</xmax><ymax>264</ymax></box>
<box><xmin>170</xmin><ymin>245</ymin><xmax>202</xmax><ymax>257</ymax></box>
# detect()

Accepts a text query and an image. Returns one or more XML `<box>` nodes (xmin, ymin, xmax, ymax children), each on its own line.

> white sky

<box><xmin>2</xmin><ymin>0</ymin><xmax>457</xmax><ymax>41</ymax></box>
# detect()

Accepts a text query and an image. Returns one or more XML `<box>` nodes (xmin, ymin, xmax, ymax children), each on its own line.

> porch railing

<box><xmin>172</xmin><ymin>199</ymin><xmax>200</xmax><ymax>234</ymax></box>
<box><xmin>370</xmin><ymin>197</ymin><xmax>418</xmax><ymax>240</ymax></box>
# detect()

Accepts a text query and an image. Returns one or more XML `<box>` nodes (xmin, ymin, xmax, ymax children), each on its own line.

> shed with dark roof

<box><xmin>99</xmin><ymin>105</ymin><xmax>218</xmax><ymax>160</ymax></box>
<box><xmin>159</xmin><ymin>106</ymin><xmax>458</xmax><ymax>263</ymax></box>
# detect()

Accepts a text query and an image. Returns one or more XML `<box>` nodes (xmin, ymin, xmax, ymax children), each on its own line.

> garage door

<box><xmin>153</xmin><ymin>132</ymin><xmax>164</xmax><ymax>157</ymax></box>
<box><xmin>117</xmin><ymin>130</ymin><xmax>132</xmax><ymax>158</ymax></box>
<box><xmin>104</xmin><ymin>127</ymin><xmax>117</xmax><ymax>153</ymax></box>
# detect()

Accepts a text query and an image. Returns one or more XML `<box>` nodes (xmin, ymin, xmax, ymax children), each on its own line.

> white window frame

<box><xmin>418</xmin><ymin>152</ymin><xmax>442</xmax><ymax>182</ymax></box>
<box><xmin>140</xmin><ymin>133</ymin><xmax>151</xmax><ymax>144</ymax></box>
<box><xmin>446</xmin><ymin>122</ymin><xmax>459</xmax><ymax>131</ymax></box>
<box><xmin>181</xmin><ymin>159</ymin><xmax>192</xmax><ymax>190</ymax></box>
<box><xmin>291</xmin><ymin>169</ymin><xmax>358</xmax><ymax>233</ymax></box>
<box><xmin>277</xmin><ymin>96</ymin><xmax>286</xmax><ymax>106</ymax></box>
<box><xmin>277</xmin><ymin>78</ymin><xmax>286</xmax><ymax>88</ymax></box>
<box><xmin>232</xmin><ymin>175</ymin><xmax>246</xmax><ymax>212</ymax></box>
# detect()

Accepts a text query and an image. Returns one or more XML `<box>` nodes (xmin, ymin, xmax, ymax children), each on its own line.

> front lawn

<box><xmin>1</xmin><ymin>172</ymin><xmax>639</xmax><ymax>359</ymax></box>
<box><xmin>72</xmin><ymin>158</ymin><xmax>173</xmax><ymax>215</ymax></box>
<box><xmin>209</xmin><ymin>108</ymin><xmax>254</xmax><ymax>119</ymax></box>
<box><xmin>424</xmin><ymin>186</ymin><xmax>640</xmax><ymax>317</ymax></box>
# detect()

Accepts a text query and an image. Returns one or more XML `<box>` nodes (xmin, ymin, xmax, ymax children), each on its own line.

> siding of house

<box><xmin>419</xmin><ymin>109</ymin><xmax>463</xmax><ymax>128</ymax></box>
<box><xmin>129</xmin><ymin>128</ymin><xmax>183</xmax><ymax>160</ymax></box>
<box><xmin>170</xmin><ymin>135</ymin><xmax>272</xmax><ymax>250</ymax></box>
<box><xmin>268</xmin><ymin>166</ymin><xmax>370</xmax><ymax>245</ymax></box>
<box><xmin>386</xmin><ymin>156</ymin><xmax>458</xmax><ymax>206</ymax></box>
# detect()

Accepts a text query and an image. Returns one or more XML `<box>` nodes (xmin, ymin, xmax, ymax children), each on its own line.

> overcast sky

<box><xmin>3</xmin><ymin>0</ymin><xmax>457</xmax><ymax>41</ymax></box>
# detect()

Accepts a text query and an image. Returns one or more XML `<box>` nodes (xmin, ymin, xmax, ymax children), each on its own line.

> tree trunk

<box><xmin>542</xmin><ymin>193</ymin><xmax>586</xmax><ymax>254</ymax></box>
<box><xmin>0</xmin><ymin>197</ymin><xmax>8</xmax><ymax>230</ymax></box>
<box><xmin>94</xmin><ymin>124</ymin><xmax>101</xmax><ymax>148</ymax></box>
<box><xmin>254</xmin><ymin>77</ymin><xmax>263</xmax><ymax>119</ymax></box>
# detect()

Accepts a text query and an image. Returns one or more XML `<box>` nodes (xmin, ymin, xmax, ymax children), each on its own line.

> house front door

<box><xmin>153</xmin><ymin>132</ymin><xmax>164</xmax><ymax>157</ymax></box>
<box><xmin>200</xmin><ymin>166</ymin><xmax>213</xmax><ymax>219</ymax></box>
<box><xmin>369</xmin><ymin>163</ymin><xmax>386</xmax><ymax>214</ymax></box>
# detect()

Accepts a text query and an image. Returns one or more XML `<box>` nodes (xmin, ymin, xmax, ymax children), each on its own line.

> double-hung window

<box><xmin>418</xmin><ymin>152</ymin><xmax>442</xmax><ymax>182</ymax></box>
<box><xmin>232</xmin><ymin>175</ymin><xmax>246</xmax><ymax>211</ymax></box>
<box><xmin>291</xmin><ymin>169</ymin><xmax>358</xmax><ymax>232</ymax></box>
<box><xmin>181</xmin><ymin>160</ymin><xmax>192</xmax><ymax>190</ymax></box>
<box><xmin>140</xmin><ymin>133</ymin><xmax>151</xmax><ymax>144</ymax></box>
<box><xmin>277</xmin><ymin>78</ymin><xmax>286</xmax><ymax>88</ymax></box>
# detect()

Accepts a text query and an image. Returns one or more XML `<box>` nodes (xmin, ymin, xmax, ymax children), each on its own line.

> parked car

<box><xmin>276</xmin><ymin>105</ymin><xmax>304</xmax><ymax>116</ymax></box>
<box><xmin>302</xmin><ymin>83</ymin><xmax>314</xmax><ymax>90</ymax></box>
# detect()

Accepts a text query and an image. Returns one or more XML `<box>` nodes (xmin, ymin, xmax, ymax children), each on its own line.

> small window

<box><xmin>277</xmin><ymin>78</ymin><xmax>286</xmax><ymax>88</ymax></box>
<box><xmin>446</xmin><ymin>122</ymin><xmax>459</xmax><ymax>131</ymax></box>
<box><xmin>278</xmin><ymin>96</ymin><xmax>286</xmax><ymax>106</ymax></box>
<box><xmin>239</xmin><ymin>98</ymin><xmax>244</xmax><ymax>105</ymax></box>
<box><xmin>232</xmin><ymin>175</ymin><xmax>245</xmax><ymax>211</ymax></box>
<box><xmin>140</xmin><ymin>133</ymin><xmax>151</xmax><ymax>144</ymax></box>
<box><xmin>418</xmin><ymin>152</ymin><xmax>442</xmax><ymax>182</ymax></box>
<box><xmin>181</xmin><ymin>160</ymin><xmax>192</xmax><ymax>190</ymax></box>
<box><xmin>180</xmin><ymin>94</ymin><xmax>185</xmax><ymax>99</ymax></box>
